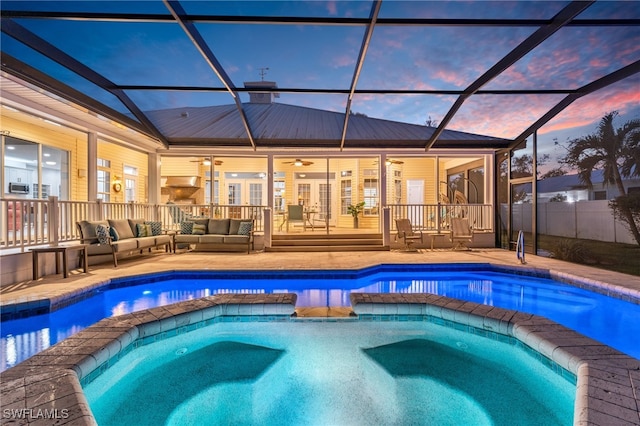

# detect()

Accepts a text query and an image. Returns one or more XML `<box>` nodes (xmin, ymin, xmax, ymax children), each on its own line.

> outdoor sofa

<box><xmin>174</xmin><ymin>218</ymin><xmax>254</xmax><ymax>253</ymax></box>
<box><xmin>76</xmin><ymin>218</ymin><xmax>173</xmax><ymax>267</ymax></box>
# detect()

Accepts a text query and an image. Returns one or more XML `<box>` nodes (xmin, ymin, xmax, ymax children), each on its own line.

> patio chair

<box><xmin>395</xmin><ymin>218</ymin><xmax>423</xmax><ymax>251</ymax></box>
<box><xmin>449</xmin><ymin>217</ymin><xmax>474</xmax><ymax>250</ymax></box>
<box><xmin>284</xmin><ymin>204</ymin><xmax>305</xmax><ymax>232</ymax></box>
<box><xmin>167</xmin><ymin>202</ymin><xmax>193</xmax><ymax>224</ymax></box>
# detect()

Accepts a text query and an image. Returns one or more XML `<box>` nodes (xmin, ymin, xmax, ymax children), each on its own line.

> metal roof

<box><xmin>1</xmin><ymin>1</ymin><xmax>639</xmax><ymax>152</ymax></box>
<box><xmin>146</xmin><ymin>102</ymin><xmax>510</xmax><ymax>149</ymax></box>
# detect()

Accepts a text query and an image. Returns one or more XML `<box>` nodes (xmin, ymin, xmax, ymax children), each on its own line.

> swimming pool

<box><xmin>83</xmin><ymin>321</ymin><xmax>575</xmax><ymax>425</ymax></box>
<box><xmin>1</xmin><ymin>263</ymin><xmax>639</xmax><ymax>372</ymax></box>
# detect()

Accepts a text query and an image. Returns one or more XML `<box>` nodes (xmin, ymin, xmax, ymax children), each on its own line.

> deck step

<box><xmin>267</xmin><ymin>233</ymin><xmax>387</xmax><ymax>252</ymax></box>
<box><xmin>265</xmin><ymin>245</ymin><xmax>389</xmax><ymax>253</ymax></box>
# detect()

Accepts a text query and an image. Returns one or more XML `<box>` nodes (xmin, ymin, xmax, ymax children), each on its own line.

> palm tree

<box><xmin>562</xmin><ymin>111</ymin><xmax>640</xmax><ymax>245</ymax></box>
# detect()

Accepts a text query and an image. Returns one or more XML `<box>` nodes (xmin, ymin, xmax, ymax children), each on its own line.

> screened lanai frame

<box><xmin>1</xmin><ymin>1</ymin><xmax>640</xmax><ymax>253</ymax></box>
<box><xmin>1</xmin><ymin>0</ymin><xmax>639</xmax><ymax>150</ymax></box>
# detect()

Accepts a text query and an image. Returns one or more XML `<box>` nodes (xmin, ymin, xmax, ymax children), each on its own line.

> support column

<box><xmin>148</xmin><ymin>152</ymin><xmax>161</xmax><ymax>205</ymax></box>
<box><xmin>87</xmin><ymin>133</ymin><xmax>98</xmax><ymax>201</ymax></box>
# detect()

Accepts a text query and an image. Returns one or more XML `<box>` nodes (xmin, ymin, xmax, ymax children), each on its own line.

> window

<box><xmin>4</xmin><ymin>137</ymin><xmax>69</xmax><ymax>200</ymax></box>
<box><xmin>468</xmin><ymin>166</ymin><xmax>484</xmax><ymax>203</ymax></box>
<box><xmin>205</xmin><ymin>171</ymin><xmax>220</xmax><ymax>204</ymax></box>
<box><xmin>97</xmin><ymin>169</ymin><xmax>110</xmax><ymax>201</ymax></box>
<box><xmin>297</xmin><ymin>183</ymin><xmax>311</xmax><ymax>206</ymax></box>
<box><xmin>593</xmin><ymin>190</ymin><xmax>607</xmax><ymax>200</ymax></box>
<box><xmin>363</xmin><ymin>169</ymin><xmax>378</xmax><ymax>216</ymax></box>
<box><xmin>124</xmin><ymin>165</ymin><xmax>138</xmax><ymax>203</ymax></box>
<box><xmin>340</xmin><ymin>179</ymin><xmax>352</xmax><ymax>214</ymax></box>
<box><xmin>274</xmin><ymin>180</ymin><xmax>285</xmax><ymax>212</ymax></box>
<box><xmin>97</xmin><ymin>158</ymin><xmax>111</xmax><ymax>201</ymax></box>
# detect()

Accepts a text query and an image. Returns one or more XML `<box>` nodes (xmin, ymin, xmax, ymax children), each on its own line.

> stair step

<box><xmin>273</xmin><ymin>233</ymin><xmax>382</xmax><ymax>241</ymax></box>
<box><xmin>265</xmin><ymin>245</ymin><xmax>389</xmax><ymax>253</ymax></box>
<box><xmin>271</xmin><ymin>238</ymin><xmax>383</xmax><ymax>247</ymax></box>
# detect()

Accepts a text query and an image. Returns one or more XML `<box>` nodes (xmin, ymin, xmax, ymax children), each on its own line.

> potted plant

<box><xmin>347</xmin><ymin>201</ymin><xmax>365</xmax><ymax>228</ymax></box>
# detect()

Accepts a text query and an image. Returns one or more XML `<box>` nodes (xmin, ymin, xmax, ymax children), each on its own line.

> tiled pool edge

<box><xmin>2</xmin><ymin>262</ymin><xmax>639</xmax><ymax>321</ymax></box>
<box><xmin>1</xmin><ymin>294</ymin><xmax>638</xmax><ymax>425</ymax></box>
<box><xmin>350</xmin><ymin>293</ymin><xmax>640</xmax><ymax>426</ymax></box>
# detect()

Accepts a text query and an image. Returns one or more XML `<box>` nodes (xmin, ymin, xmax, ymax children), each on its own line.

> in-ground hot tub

<box><xmin>83</xmin><ymin>317</ymin><xmax>575</xmax><ymax>425</ymax></box>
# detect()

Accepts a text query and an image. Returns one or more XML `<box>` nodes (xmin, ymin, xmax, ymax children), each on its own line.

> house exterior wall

<box><xmin>97</xmin><ymin>140</ymin><xmax>149</xmax><ymax>203</ymax></box>
<box><xmin>2</xmin><ymin>114</ymin><xmax>88</xmax><ymax>201</ymax></box>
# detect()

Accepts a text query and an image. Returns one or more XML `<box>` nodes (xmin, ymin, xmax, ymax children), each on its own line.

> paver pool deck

<box><xmin>1</xmin><ymin>248</ymin><xmax>639</xmax><ymax>425</ymax></box>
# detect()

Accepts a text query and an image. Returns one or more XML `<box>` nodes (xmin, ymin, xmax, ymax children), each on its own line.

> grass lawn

<box><xmin>538</xmin><ymin>234</ymin><xmax>640</xmax><ymax>276</ymax></box>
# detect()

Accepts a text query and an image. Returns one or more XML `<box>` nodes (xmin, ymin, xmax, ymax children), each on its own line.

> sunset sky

<box><xmin>2</xmin><ymin>0</ymin><xmax>639</xmax><ymax>152</ymax></box>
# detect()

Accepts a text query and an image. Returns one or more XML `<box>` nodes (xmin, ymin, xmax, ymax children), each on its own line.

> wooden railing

<box><xmin>388</xmin><ymin>203</ymin><xmax>493</xmax><ymax>233</ymax></box>
<box><xmin>1</xmin><ymin>198</ymin><xmax>493</xmax><ymax>253</ymax></box>
<box><xmin>0</xmin><ymin>198</ymin><xmax>266</xmax><ymax>252</ymax></box>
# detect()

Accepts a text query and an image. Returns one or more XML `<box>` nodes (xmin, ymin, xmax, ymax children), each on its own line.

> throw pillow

<box><xmin>192</xmin><ymin>223</ymin><xmax>206</xmax><ymax>235</ymax></box>
<box><xmin>145</xmin><ymin>221</ymin><xmax>162</xmax><ymax>236</ymax></box>
<box><xmin>238</xmin><ymin>221</ymin><xmax>253</xmax><ymax>236</ymax></box>
<box><xmin>109</xmin><ymin>226</ymin><xmax>120</xmax><ymax>241</ymax></box>
<box><xmin>136</xmin><ymin>223</ymin><xmax>148</xmax><ymax>237</ymax></box>
<box><xmin>180</xmin><ymin>221</ymin><xmax>194</xmax><ymax>235</ymax></box>
<box><xmin>144</xmin><ymin>224</ymin><xmax>153</xmax><ymax>237</ymax></box>
<box><xmin>95</xmin><ymin>224</ymin><xmax>111</xmax><ymax>245</ymax></box>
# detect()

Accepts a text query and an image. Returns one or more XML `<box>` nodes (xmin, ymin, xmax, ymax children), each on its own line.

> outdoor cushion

<box><xmin>78</xmin><ymin>220</ymin><xmax>109</xmax><ymax>244</ymax></box>
<box><xmin>128</xmin><ymin>218</ymin><xmax>146</xmax><ymax>236</ymax></box>
<box><xmin>95</xmin><ymin>224</ymin><xmax>111</xmax><ymax>245</ymax></box>
<box><xmin>85</xmin><ymin>244</ymin><xmax>113</xmax><ymax>256</ymax></box>
<box><xmin>192</xmin><ymin>223</ymin><xmax>206</xmax><ymax>235</ymax></box>
<box><xmin>154</xmin><ymin>234</ymin><xmax>172</xmax><ymax>246</ymax></box>
<box><xmin>223</xmin><ymin>235</ymin><xmax>250</xmax><ymax>244</ymax></box>
<box><xmin>199</xmin><ymin>234</ymin><xmax>225</xmax><ymax>244</ymax></box>
<box><xmin>136</xmin><ymin>236</ymin><xmax>157</xmax><ymax>249</ymax></box>
<box><xmin>145</xmin><ymin>221</ymin><xmax>163</xmax><ymax>236</ymax></box>
<box><xmin>208</xmin><ymin>218</ymin><xmax>230</xmax><ymax>235</ymax></box>
<box><xmin>136</xmin><ymin>223</ymin><xmax>152</xmax><ymax>237</ymax></box>
<box><xmin>180</xmin><ymin>221</ymin><xmax>194</xmax><ymax>235</ymax></box>
<box><xmin>229</xmin><ymin>219</ymin><xmax>244</xmax><ymax>235</ymax></box>
<box><xmin>110</xmin><ymin>238</ymin><xmax>138</xmax><ymax>252</ymax></box>
<box><xmin>174</xmin><ymin>234</ymin><xmax>200</xmax><ymax>244</ymax></box>
<box><xmin>238</xmin><ymin>222</ymin><xmax>253</xmax><ymax>236</ymax></box>
<box><xmin>192</xmin><ymin>218</ymin><xmax>209</xmax><ymax>227</ymax></box>
<box><xmin>108</xmin><ymin>219</ymin><xmax>135</xmax><ymax>240</ymax></box>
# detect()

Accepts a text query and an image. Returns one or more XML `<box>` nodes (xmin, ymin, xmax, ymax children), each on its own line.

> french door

<box><xmin>295</xmin><ymin>179</ymin><xmax>336</xmax><ymax>227</ymax></box>
<box><xmin>226</xmin><ymin>179</ymin><xmax>266</xmax><ymax>219</ymax></box>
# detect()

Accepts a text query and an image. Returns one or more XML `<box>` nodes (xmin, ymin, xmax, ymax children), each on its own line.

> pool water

<box><xmin>2</xmin><ymin>265</ymin><xmax>639</xmax><ymax>372</ymax></box>
<box><xmin>83</xmin><ymin>321</ymin><xmax>575</xmax><ymax>426</ymax></box>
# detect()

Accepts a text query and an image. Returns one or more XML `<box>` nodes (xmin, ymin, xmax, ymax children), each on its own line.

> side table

<box><xmin>427</xmin><ymin>233</ymin><xmax>447</xmax><ymax>250</ymax></box>
<box><xmin>30</xmin><ymin>244</ymin><xmax>89</xmax><ymax>280</ymax></box>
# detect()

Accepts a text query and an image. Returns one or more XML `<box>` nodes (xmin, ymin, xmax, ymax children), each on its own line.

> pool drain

<box><xmin>175</xmin><ymin>348</ymin><xmax>188</xmax><ymax>356</ymax></box>
<box><xmin>456</xmin><ymin>342</ymin><xmax>468</xmax><ymax>349</ymax></box>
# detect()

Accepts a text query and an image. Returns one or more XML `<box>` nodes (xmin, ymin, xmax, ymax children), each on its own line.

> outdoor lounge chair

<box><xmin>449</xmin><ymin>217</ymin><xmax>474</xmax><ymax>250</ymax></box>
<box><xmin>167</xmin><ymin>201</ymin><xmax>193</xmax><ymax>224</ymax></box>
<box><xmin>395</xmin><ymin>218</ymin><xmax>423</xmax><ymax>251</ymax></box>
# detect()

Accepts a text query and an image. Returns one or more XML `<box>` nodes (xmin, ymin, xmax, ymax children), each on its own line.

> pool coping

<box><xmin>1</xmin><ymin>262</ymin><xmax>639</xmax><ymax>321</ymax></box>
<box><xmin>1</xmin><ymin>293</ymin><xmax>638</xmax><ymax>425</ymax></box>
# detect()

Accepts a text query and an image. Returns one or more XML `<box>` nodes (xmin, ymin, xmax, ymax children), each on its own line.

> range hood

<box><xmin>164</xmin><ymin>176</ymin><xmax>201</xmax><ymax>201</ymax></box>
<box><xmin>165</xmin><ymin>176</ymin><xmax>201</xmax><ymax>188</ymax></box>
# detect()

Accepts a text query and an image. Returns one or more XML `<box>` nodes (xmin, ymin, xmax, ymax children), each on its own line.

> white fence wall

<box><xmin>513</xmin><ymin>200</ymin><xmax>636</xmax><ymax>245</ymax></box>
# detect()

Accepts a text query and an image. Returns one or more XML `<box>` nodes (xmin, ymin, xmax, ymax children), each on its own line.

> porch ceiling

<box><xmin>1</xmin><ymin>1</ymin><xmax>639</xmax><ymax>152</ymax></box>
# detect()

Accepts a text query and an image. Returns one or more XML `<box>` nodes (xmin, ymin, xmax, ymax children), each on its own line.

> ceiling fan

<box><xmin>283</xmin><ymin>159</ymin><xmax>314</xmax><ymax>166</ymax></box>
<box><xmin>374</xmin><ymin>159</ymin><xmax>404</xmax><ymax>165</ymax></box>
<box><xmin>189</xmin><ymin>158</ymin><xmax>223</xmax><ymax>166</ymax></box>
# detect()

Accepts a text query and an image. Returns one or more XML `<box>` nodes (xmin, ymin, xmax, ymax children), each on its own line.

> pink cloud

<box><xmin>541</xmin><ymin>89</ymin><xmax>640</xmax><ymax>134</ymax></box>
<box><xmin>332</xmin><ymin>54</ymin><xmax>355</xmax><ymax>69</ymax></box>
<box><xmin>326</xmin><ymin>1</ymin><xmax>337</xmax><ymax>16</ymax></box>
